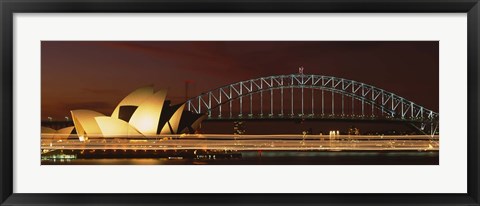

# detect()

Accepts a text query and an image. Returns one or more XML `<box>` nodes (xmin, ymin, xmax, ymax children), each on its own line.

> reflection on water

<box><xmin>41</xmin><ymin>151</ymin><xmax>439</xmax><ymax>165</ymax></box>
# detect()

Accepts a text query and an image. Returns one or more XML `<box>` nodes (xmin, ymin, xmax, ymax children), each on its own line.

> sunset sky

<box><xmin>41</xmin><ymin>41</ymin><xmax>438</xmax><ymax>121</ymax></box>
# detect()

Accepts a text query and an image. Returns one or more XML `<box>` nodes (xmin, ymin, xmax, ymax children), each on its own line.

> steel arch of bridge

<box><xmin>186</xmin><ymin>74</ymin><xmax>439</xmax><ymax>135</ymax></box>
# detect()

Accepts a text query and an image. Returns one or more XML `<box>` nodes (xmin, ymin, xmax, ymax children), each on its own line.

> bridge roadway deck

<box><xmin>203</xmin><ymin>115</ymin><xmax>435</xmax><ymax>123</ymax></box>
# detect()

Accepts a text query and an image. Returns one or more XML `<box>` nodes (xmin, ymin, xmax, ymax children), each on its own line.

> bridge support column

<box><xmin>301</xmin><ymin>87</ymin><xmax>304</xmax><ymax>115</ymax></box>
<box><xmin>291</xmin><ymin>86</ymin><xmax>294</xmax><ymax>116</ymax></box>
<box><xmin>280</xmin><ymin>87</ymin><xmax>284</xmax><ymax>116</ymax></box>
<box><xmin>312</xmin><ymin>88</ymin><xmax>314</xmax><ymax>115</ymax></box>
<box><xmin>219</xmin><ymin>93</ymin><xmax>222</xmax><ymax>118</ymax></box>
<box><xmin>239</xmin><ymin>84</ymin><xmax>243</xmax><ymax>117</ymax></box>
<box><xmin>342</xmin><ymin>93</ymin><xmax>344</xmax><ymax>116</ymax></box>
<box><xmin>352</xmin><ymin>82</ymin><xmax>355</xmax><ymax>116</ymax></box>
<box><xmin>362</xmin><ymin>99</ymin><xmax>364</xmax><ymax>117</ymax></box>
<box><xmin>249</xmin><ymin>93</ymin><xmax>252</xmax><ymax>117</ymax></box>
<box><xmin>260</xmin><ymin>90</ymin><xmax>263</xmax><ymax>116</ymax></box>
<box><xmin>332</xmin><ymin>79</ymin><xmax>335</xmax><ymax>116</ymax></box>
<box><xmin>321</xmin><ymin>89</ymin><xmax>324</xmax><ymax>115</ymax></box>
<box><xmin>270</xmin><ymin>88</ymin><xmax>273</xmax><ymax>116</ymax></box>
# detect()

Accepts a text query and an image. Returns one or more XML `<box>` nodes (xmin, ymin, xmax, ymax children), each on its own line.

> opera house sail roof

<box><xmin>45</xmin><ymin>86</ymin><xmax>205</xmax><ymax>141</ymax></box>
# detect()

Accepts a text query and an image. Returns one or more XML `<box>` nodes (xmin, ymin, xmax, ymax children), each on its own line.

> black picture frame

<box><xmin>1</xmin><ymin>0</ymin><xmax>479</xmax><ymax>205</ymax></box>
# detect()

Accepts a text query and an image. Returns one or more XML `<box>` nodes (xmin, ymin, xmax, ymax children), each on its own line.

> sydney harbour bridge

<box><xmin>185</xmin><ymin>72</ymin><xmax>439</xmax><ymax>136</ymax></box>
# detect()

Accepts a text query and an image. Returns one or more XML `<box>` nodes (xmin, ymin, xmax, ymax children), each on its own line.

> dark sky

<box><xmin>41</xmin><ymin>41</ymin><xmax>438</xmax><ymax>121</ymax></box>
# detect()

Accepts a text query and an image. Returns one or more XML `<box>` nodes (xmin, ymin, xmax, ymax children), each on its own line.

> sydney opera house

<box><xmin>41</xmin><ymin>86</ymin><xmax>205</xmax><ymax>141</ymax></box>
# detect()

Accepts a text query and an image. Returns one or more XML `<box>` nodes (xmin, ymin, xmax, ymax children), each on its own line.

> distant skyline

<box><xmin>41</xmin><ymin>41</ymin><xmax>438</xmax><ymax>120</ymax></box>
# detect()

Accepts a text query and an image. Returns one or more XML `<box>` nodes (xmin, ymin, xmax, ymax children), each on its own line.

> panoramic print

<box><xmin>41</xmin><ymin>41</ymin><xmax>439</xmax><ymax>165</ymax></box>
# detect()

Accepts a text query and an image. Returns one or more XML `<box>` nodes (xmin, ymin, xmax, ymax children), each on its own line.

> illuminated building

<box><xmin>348</xmin><ymin>126</ymin><xmax>360</xmax><ymax>135</ymax></box>
<box><xmin>41</xmin><ymin>126</ymin><xmax>75</xmax><ymax>140</ymax></box>
<box><xmin>233</xmin><ymin>121</ymin><xmax>245</xmax><ymax>135</ymax></box>
<box><xmin>47</xmin><ymin>86</ymin><xmax>205</xmax><ymax>140</ymax></box>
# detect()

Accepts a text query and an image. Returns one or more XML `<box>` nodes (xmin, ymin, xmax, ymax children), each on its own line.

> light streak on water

<box><xmin>41</xmin><ymin>134</ymin><xmax>439</xmax><ymax>151</ymax></box>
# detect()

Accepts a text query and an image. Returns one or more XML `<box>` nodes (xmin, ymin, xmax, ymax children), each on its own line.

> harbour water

<box><xmin>41</xmin><ymin>150</ymin><xmax>439</xmax><ymax>165</ymax></box>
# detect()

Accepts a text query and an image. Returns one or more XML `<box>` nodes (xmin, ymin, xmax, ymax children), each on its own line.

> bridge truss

<box><xmin>186</xmin><ymin>74</ymin><xmax>439</xmax><ymax>136</ymax></box>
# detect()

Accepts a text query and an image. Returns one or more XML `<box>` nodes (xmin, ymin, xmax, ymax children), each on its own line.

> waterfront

<box><xmin>41</xmin><ymin>134</ymin><xmax>439</xmax><ymax>165</ymax></box>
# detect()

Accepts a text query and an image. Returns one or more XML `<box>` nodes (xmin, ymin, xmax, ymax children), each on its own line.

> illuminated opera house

<box><xmin>42</xmin><ymin>86</ymin><xmax>205</xmax><ymax>141</ymax></box>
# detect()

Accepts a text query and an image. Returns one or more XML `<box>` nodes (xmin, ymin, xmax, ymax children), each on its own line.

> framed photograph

<box><xmin>1</xmin><ymin>0</ymin><xmax>479</xmax><ymax>205</ymax></box>
<box><xmin>40</xmin><ymin>41</ymin><xmax>440</xmax><ymax>166</ymax></box>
